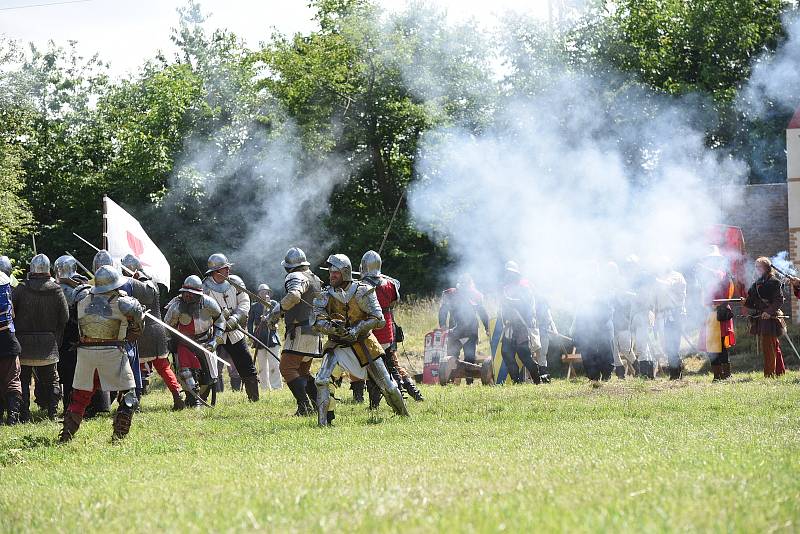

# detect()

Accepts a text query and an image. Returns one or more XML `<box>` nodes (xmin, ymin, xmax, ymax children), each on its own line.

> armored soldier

<box><xmin>202</xmin><ymin>253</ymin><xmax>259</xmax><ymax>401</ymax></box>
<box><xmin>313</xmin><ymin>254</ymin><xmax>409</xmax><ymax>427</ymax></box>
<box><xmin>121</xmin><ymin>254</ymin><xmax>183</xmax><ymax>409</ymax></box>
<box><xmin>438</xmin><ymin>273</ymin><xmax>490</xmax><ymax>384</ymax></box>
<box><xmin>267</xmin><ymin>247</ymin><xmax>323</xmax><ymax>416</ymax></box>
<box><xmin>92</xmin><ymin>250</ymin><xmax>146</xmax><ymax>395</ymax></box>
<box><xmin>54</xmin><ymin>255</ymin><xmax>92</xmax><ymax>412</ymax></box>
<box><xmin>498</xmin><ymin>261</ymin><xmax>541</xmax><ymax>384</ymax></box>
<box><xmin>247</xmin><ymin>283</ymin><xmax>282</xmax><ymax>391</ymax></box>
<box><xmin>0</xmin><ymin>266</ymin><xmax>23</xmax><ymax>424</ymax></box>
<box><xmin>59</xmin><ymin>266</ymin><xmax>144</xmax><ymax>442</ymax></box>
<box><xmin>359</xmin><ymin>250</ymin><xmax>423</xmax><ymax>406</ymax></box>
<box><xmin>164</xmin><ymin>275</ymin><xmax>225</xmax><ymax>406</ymax></box>
<box><xmin>13</xmin><ymin>254</ymin><xmax>69</xmax><ymax>420</ymax></box>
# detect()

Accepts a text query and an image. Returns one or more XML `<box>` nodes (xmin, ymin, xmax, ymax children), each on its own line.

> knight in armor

<box><xmin>59</xmin><ymin>265</ymin><xmax>144</xmax><ymax>442</ymax></box>
<box><xmin>202</xmin><ymin>253</ymin><xmax>259</xmax><ymax>401</ymax></box>
<box><xmin>247</xmin><ymin>283</ymin><xmax>282</xmax><ymax>391</ymax></box>
<box><xmin>438</xmin><ymin>273</ymin><xmax>490</xmax><ymax>384</ymax></box>
<box><xmin>358</xmin><ymin>250</ymin><xmax>423</xmax><ymax>406</ymax></box>
<box><xmin>267</xmin><ymin>247</ymin><xmax>323</xmax><ymax>416</ymax></box>
<box><xmin>12</xmin><ymin>254</ymin><xmax>69</xmax><ymax>421</ymax></box>
<box><xmin>93</xmin><ymin>250</ymin><xmax>146</xmax><ymax>396</ymax></box>
<box><xmin>312</xmin><ymin>254</ymin><xmax>409</xmax><ymax>426</ymax></box>
<box><xmin>121</xmin><ymin>254</ymin><xmax>184</xmax><ymax>410</ymax></box>
<box><xmin>164</xmin><ymin>275</ymin><xmax>225</xmax><ymax>407</ymax></box>
<box><xmin>0</xmin><ymin>263</ymin><xmax>23</xmax><ymax>424</ymax></box>
<box><xmin>498</xmin><ymin>261</ymin><xmax>541</xmax><ymax>384</ymax></box>
<box><xmin>570</xmin><ymin>262</ymin><xmax>615</xmax><ymax>382</ymax></box>
<box><xmin>54</xmin><ymin>255</ymin><xmax>92</xmax><ymax>413</ymax></box>
<box><xmin>623</xmin><ymin>255</ymin><xmax>658</xmax><ymax>379</ymax></box>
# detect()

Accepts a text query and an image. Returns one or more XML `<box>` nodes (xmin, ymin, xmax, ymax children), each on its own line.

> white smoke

<box><xmin>739</xmin><ymin>13</ymin><xmax>800</xmax><ymax>116</ymax></box>
<box><xmin>409</xmin><ymin>72</ymin><xmax>748</xmax><ymax>304</ymax></box>
<box><xmin>164</xmin><ymin>118</ymin><xmax>346</xmax><ymax>288</ymax></box>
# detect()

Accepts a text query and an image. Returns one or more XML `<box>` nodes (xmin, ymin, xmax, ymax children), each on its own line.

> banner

<box><xmin>104</xmin><ymin>196</ymin><xmax>170</xmax><ymax>289</ymax></box>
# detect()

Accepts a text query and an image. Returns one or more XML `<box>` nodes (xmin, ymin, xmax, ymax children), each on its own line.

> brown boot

<box><xmin>721</xmin><ymin>363</ymin><xmax>731</xmax><ymax>380</ymax></box>
<box><xmin>243</xmin><ymin>375</ymin><xmax>260</xmax><ymax>402</ymax></box>
<box><xmin>59</xmin><ymin>411</ymin><xmax>83</xmax><ymax>443</ymax></box>
<box><xmin>112</xmin><ymin>410</ymin><xmax>133</xmax><ymax>442</ymax></box>
<box><xmin>171</xmin><ymin>390</ymin><xmax>186</xmax><ymax>411</ymax></box>
<box><xmin>711</xmin><ymin>364</ymin><xmax>722</xmax><ymax>381</ymax></box>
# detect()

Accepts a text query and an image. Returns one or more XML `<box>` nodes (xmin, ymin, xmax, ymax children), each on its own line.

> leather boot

<box><xmin>367</xmin><ymin>377</ymin><xmax>382</xmax><ymax>410</ymax></box>
<box><xmin>47</xmin><ymin>383</ymin><xmax>62</xmax><ymax>420</ymax></box>
<box><xmin>615</xmin><ymin>365</ymin><xmax>626</xmax><ymax>379</ymax></box>
<box><xmin>668</xmin><ymin>366</ymin><xmax>682</xmax><ymax>380</ymax></box>
<box><xmin>231</xmin><ymin>376</ymin><xmax>242</xmax><ymax>392</ymax></box>
<box><xmin>350</xmin><ymin>380</ymin><xmax>365</xmax><ymax>403</ymax></box>
<box><xmin>171</xmin><ymin>389</ymin><xmax>186</xmax><ymax>411</ymax></box>
<box><xmin>59</xmin><ymin>410</ymin><xmax>83</xmax><ymax>443</ymax></box>
<box><xmin>112</xmin><ymin>410</ymin><xmax>133</xmax><ymax>442</ymax></box>
<box><xmin>538</xmin><ymin>365</ymin><xmax>551</xmax><ymax>384</ymax></box>
<box><xmin>5</xmin><ymin>394</ymin><xmax>22</xmax><ymax>425</ymax></box>
<box><xmin>287</xmin><ymin>378</ymin><xmax>311</xmax><ymax>416</ymax></box>
<box><xmin>721</xmin><ymin>363</ymin><xmax>731</xmax><ymax>380</ymax></box>
<box><xmin>711</xmin><ymin>364</ymin><xmax>722</xmax><ymax>381</ymax></box>
<box><xmin>401</xmin><ymin>376</ymin><xmax>424</xmax><ymax>402</ymax></box>
<box><xmin>243</xmin><ymin>375</ymin><xmax>259</xmax><ymax>402</ymax></box>
<box><xmin>304</xmin><ymin>376</ymin><xmax>318</xmax><ymax>410</ymax></box>
<box><xmin>639</xmin><ymin>361</ymin><xmax>655</xmax><ymax>379</ymax></box>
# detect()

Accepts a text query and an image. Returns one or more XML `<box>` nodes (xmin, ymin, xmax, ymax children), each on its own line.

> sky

<box><xmin>0</xmin><ymin>0</ymin><xmax>551</xmax><ymax>78</ymax></box>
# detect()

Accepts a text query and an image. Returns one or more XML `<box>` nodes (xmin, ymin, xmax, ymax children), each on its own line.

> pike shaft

<box><xmin>145</xmin><ymin>311</ymin><xmax>230</xmax><ymax>367</ymax></box>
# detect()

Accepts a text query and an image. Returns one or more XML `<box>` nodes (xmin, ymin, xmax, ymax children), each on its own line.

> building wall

<box><xmin>721</xmin><ymin>183</ymin><xmax>789</xmax><ymax>261</ymax></box>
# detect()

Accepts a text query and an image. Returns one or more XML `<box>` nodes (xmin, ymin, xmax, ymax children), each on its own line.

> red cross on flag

<box><xmin>104</xmin><ymin>196</ymin><xmax>171</xmax><ymax>289</ymax></box>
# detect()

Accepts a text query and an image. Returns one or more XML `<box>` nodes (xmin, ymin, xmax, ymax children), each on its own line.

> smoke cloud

<box><xmin>409</xmin><ymin>71</ymin><xmax>748</xmax><ymax>304</ymax></box>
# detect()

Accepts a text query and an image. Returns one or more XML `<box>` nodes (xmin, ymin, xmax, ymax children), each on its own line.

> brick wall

<box><xmin>720</xmin><ymin>183</ymin><xmax>789</xmax><ymax>260</ymax></box>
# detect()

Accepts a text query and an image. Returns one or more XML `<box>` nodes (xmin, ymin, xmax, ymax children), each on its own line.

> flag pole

<box><xmin>102</xmin><ymin>195</ymin><xmax>108</xmax><ymax>250</ymax></box>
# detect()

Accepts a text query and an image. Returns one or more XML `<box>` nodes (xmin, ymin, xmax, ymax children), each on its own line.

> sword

<box><xmin>237</xmin><ymin>326</ymin><xmax>279</xmax><ymax>362</ymax></box>
<box><xmin>782</xmin><ymin>332</ymin><xmax>800</xmax><ymax>364</ymax></box>
<box><xmin>146</xmin><ymin>311</ymin><xmax>230</xmax><ymax>367</ymax></box>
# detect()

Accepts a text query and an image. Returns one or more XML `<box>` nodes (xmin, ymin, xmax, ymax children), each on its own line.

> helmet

<box><xmin>360</xmin><ymin>250</ymin><xmax>382</xmax><ymax>278</ymax></box>
<box><xmin>29</xmin><ymin>254</ymin><xmax>51</xmax><ymax>275</ymax></box>
<box><xmin>92</xmin><ymin>265</ymin><xmax>126</xmax><ymax>294</ymax></box>
<box><xmin>281</xmin><ymin>247</ymin><xmax>310</xmax><ymax>270</ymax></box>
<box><xmin>0</xmin><ymin>256</ymin><xmax>11</xmax><ymax>275</ymax></box>
<box><xmin>257</xmin><ymin>283</ymin><xmax>272</xmax><ymax>297</ymax></box>
<box><xmin>206</xmin><ymin>253</ymin><xmax>233</xmax><ymax>275</ymax></box>
<box><xmin>326</xmin><ymin>254</ymin><xmax>353</xmax><ymax>282</ymax></box>
<box><xmin>54</xmin><ymin>255</ymin><xmax>77</xmax><ymax>279</ymax></box>
<box><xmin>179</xmin><ymin>275</ymin><xmax>204</xmax><ymax>295</ymax></box>
<box><xmin>504</xmin><ymin>261</ymin><xmax>520</xmax><ymax>274</ymax></box>
<box><xmin>121</xmin><ymin>254</ymin><xmax>143</xmax><ymax>275</ymax></box>
<box><xmin>92</xmin><ymin>250</ymin><xmax>115</xmax><ymax>272</ymax></box>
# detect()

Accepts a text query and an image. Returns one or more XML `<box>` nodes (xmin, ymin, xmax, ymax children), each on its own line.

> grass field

<box><xmin>1</xmin><ymin>372</ymin><xmax>799</xmax><ymax>533</ymax></box>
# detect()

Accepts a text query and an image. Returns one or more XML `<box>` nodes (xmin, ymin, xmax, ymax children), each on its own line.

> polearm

<box><xmin>145</xmin><ymin>311</ymin><xmax>230</xmax><ymax>367</ymax></box>
<box><xmin>713</xmin><ymin>298</ymin><xmax>745</xmax><ymax>304</ymax></box>
<box><xmin>72</xmin><ymin>232</ymin><xmax>230</xmax><ymax>367</ymax></box>
<box><xmin>66</xmin><ymin>251</ymin><xmax>94</xmax><ymax>279</ymax></box>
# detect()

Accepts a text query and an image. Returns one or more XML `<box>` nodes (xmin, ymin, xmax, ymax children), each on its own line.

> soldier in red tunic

<box><xmin>356</xmin><ymin>250</ymin><xmax>423</xmax><ymax>406</ymax></box>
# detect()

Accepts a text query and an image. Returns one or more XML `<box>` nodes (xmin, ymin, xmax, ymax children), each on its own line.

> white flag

<box><xmin>104</xmin><ymin>196</ymin><xmax>171</xmax><ymax>290</ymax></box>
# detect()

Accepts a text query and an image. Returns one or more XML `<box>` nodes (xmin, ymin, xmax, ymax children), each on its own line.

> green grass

<box><xmin>1</xmin><ymin>373</ymin><xmax>799</xmax><ymax>533</ymax></box>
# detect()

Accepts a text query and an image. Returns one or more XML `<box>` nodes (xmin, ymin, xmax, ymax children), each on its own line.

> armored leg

<box><xmin>112</xmin><ymin>390</ymin><xmax>138</xmax><ymax>442</ymax></box>
<box><xmin>178</xmin><ymin>368</ymin><xmax>201</xmax><ymax>408</ymax></box>
<box><xmin>367</xmin><ymin>357</ymin><xmax>409</xmax><ymax>417</ymax></box>
<box><xmin>314</xmin><ymin>351</ymin><xmax>339</xmax><ymax>427</ymax></box>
